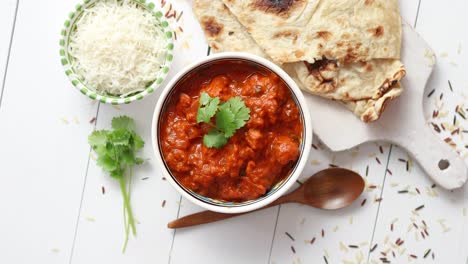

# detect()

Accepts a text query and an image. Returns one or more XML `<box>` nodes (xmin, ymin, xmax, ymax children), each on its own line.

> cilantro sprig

<box><xmin>197</xmin><ymin>92</ymin><xmax>250</xmax><ymax>148</ymax></box>
<box><xmin>88</xmin><ymin>116</ymin><xmax>144</xmax><ymax>253</ymax></box>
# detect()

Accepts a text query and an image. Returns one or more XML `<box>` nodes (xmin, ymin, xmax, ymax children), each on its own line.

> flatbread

<box><xmin>293</xmin><ymin>58</ymin><xmax>405</xmax><ymax>101</ymax></box>
<box><xmin>221</xmin><ymin>0</ymin><xmax>402</xmax><ymax>64</ymax></box>
<box><xmin>193</xmin><ymin>0</ymin><xmax>405</xmax><ymax>122</ymax></box>
<box><xmin>193</xmin><ymin>0</ymin><xmax>269</xmax><ymax>58</ymax></box>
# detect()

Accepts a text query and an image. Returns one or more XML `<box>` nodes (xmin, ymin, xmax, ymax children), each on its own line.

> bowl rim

<box><xmin>151</xmin><ymin>52</ymin><xmax>312</xmax><ymax>214</ymax></box>
<box><xmin>59</xmin><ymin>0</ymin><xmax>174</xmax><ymax>105</ymax></box>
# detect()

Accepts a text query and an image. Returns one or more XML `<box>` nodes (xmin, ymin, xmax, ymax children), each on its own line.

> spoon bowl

<box><xmin>168</xmin><ymin>168</ymin><xmax>365</xmax><ymax>229</ymax></box>
<box><xmin>303</xmin><ymin>168</ymin><xmax>366</xmax><ymax>209</ymax></box>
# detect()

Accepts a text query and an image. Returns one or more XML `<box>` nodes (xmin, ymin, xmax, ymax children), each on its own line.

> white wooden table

<box><xmin>0</xmin><ymin>0</ymin><xmax>467</xmax><ymax>263</ymax></box>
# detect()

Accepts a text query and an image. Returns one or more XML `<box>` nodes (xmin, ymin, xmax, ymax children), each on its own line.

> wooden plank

<box><xmin>268</xmin><ymin>2</ymin><xmax>424</xmax><ymax>262</ymax></box>
<box><xmin>0</xmin><ymin>0</ymin><xmax>17</xmax><ymax>102</ymax></box>
<box><xmin>370</xmin><ymin>0</ymin><xmax>468</xmax><ymax>262</ymax></box>
<box><xmin>267</xmin><ymin>2</ymin><xmax>423</xmax><ymax>263</ymax></box>
<box><xmin>0</xmin><ymin>1</ymin><xmax>98</xmax><ymax>263</ymax></box>
<box><xmin>370</xmin><ymin>146</ymin><xmax>466</xmax><ymax>263</ymax></box>
<box><xmin>269</xmin><ymin>140</ymin><xmax>392</xmax><ymax>263</ymax></box>
<box><xmin>70</xmin><ymin>1</ymin><xmax>208</xmax><ymax>263</ymax></box>
<box><xmin>171</xmin><ymin>200</ymin><xmax>280</xmax><ymax>264</ymax></box>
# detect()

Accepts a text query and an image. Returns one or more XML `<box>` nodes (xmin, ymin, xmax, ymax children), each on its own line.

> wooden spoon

<box><xmin>168</xmin><ymin>168</ymin><xmax>365</xmax><ymax>229</ymax></box>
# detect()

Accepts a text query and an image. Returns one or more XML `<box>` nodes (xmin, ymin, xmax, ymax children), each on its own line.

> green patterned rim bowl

<box><xmin>59</xmin><ymin>0</ymin><xmax>174</xmax><ymax>105</ymax></box>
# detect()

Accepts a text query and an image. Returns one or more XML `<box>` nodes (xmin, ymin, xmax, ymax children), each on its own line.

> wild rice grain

<box><xmin>162</xmin><ymin>200</ymin><xmax>166</xmax><ymax>207</ymax></box>
<box><xmin>348</xmin><ymin>245</ymin><xmax>359</xmax><ymax>249</ymax></box>
<box><xmin>311</xmin><ymin>237</ymin><xmax>316</xmax><ymax>244</ymax></box>
<box><xmin>285</xmin><ymin>232</ymin><xmax>295</xmax><ymax>241</ymax></box>
<box><xmin>321</xmin><ymin>229</ymin><xmax>325</xmax><ymax>237</ymax></box>
<box><xmin>376</xmin><ymin>157</ymin><xmax>381</xmax><ymax>164</ymax></box>
<box><xmin>431</xmin><ymin>123</ymin><xmax>441</xmax><ymax>133</ymax></box>
<box><xmin>101</xmin><ymin>186</ymin><xmax>105</xmax><ymax>195</ymax></box>
<box><xmin>370</xmin><ymin>244</ymin><xmax>378</xmax><ymax>253</ymax></box>
<box><xmin>291</xmin><ymin>246</ymin><xmax>296</xmax><ymax>254</ymax></box>
<box><xmin>323</xmin><ymin>256</ymin><xmax>328</xmax><ymax>264</ymax></box>
<box><xmin>361</xmin><ymin>199</ymin><xmax>367</xmax><ymax>206</ymax></box>
<box><xmin>424</xmin><ymin>249</ymin><xmax>431</xmax><ymax>258</ymax></box>
<box><xmin>415</xmin><ymin>205</ymin><xmax>425</xmax><ymax>211</ymax></box>
<box><xmin>427</xmin><ymin>89</ymin><xmax>435</xmax><ymax>97</ymax></box>
<box><xmin>176</xmin><ymin>11</ymin><xmax>184</xmax><ymax>22</ymax></box>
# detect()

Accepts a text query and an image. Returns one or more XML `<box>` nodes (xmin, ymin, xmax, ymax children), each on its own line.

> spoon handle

<box><xmin>167</xmin><ymin>199</ymin><xmax>284</xmax><ymax>229</ymax></box>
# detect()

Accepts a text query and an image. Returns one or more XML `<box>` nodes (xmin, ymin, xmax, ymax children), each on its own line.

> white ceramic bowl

<box><xmin>151</xmin><ymin>52</ymin><xmax>312</xmax><ymax>213</ymax></box>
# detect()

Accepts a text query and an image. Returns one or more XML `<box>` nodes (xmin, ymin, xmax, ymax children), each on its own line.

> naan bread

<box><xmin>193</xmin><ymin>0</ymin><xmax>269</xmax><ymax>58</ymax></box>
<box><xmin>193</xmin><ymin>0</ymin><xmax>405</xmax><ymax>122</ymax></box>
<box><xmin>294</xmin><ymin>58</ymin><xmax>405</xmax><ymax>101</ymax></box>
<box><xmin>221</xmin><ymin>0</ymin><xmax>401</xmax><ymax>64</ymax></box>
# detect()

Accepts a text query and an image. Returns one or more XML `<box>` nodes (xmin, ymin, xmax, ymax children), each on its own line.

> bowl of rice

<box><xmin>59</xmin><ymin>0</ymin><xmax>174</xmax><ymax>104</ymax></box>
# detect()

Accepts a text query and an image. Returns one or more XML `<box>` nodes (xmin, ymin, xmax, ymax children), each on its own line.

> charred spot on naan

<box><xmin>251</xmin><ymin>0</ymin><xmax>305</xmax><ymax>17</ymax></box>
<box><xmin>364</xmin><ymin>0</ymin><xmax>375</xmax><ymax>5</ymax></box>
<box><xmin>273</xmin><ymin>30</ymin><xmax>300</xmax><ymax>42</ymax></box>
<box><xmin>361</xmin><ymin>83</ymin><xmax>402</xmax><ymax>123</ymax></box>
<box><xmin>317</xmin><ymin>31</ymin><xmax>332</xmax><ymax>41</ymax></box>
<box><xmin>375</xmin><ymin>68</ymin><xmax>406</xmax><ymax>98</ymax></box>
<box><xmin>304</xmin><ymin>59</ymin><xmax>339</xmax><ymax>93</ymax></box>
<box><xmin>359</xmin><ymin>61</ymin><xmax>374</xmax><ymax>73</ymax></box>
<box><xmin>368</xmin><ymin>26</ymin><xmax>385</xmax><ymax>38</ymax></box>
<box><xmin>201</xmin><ymin>16</ymin><xmax>224</xmax><ymax>37</ymax></box>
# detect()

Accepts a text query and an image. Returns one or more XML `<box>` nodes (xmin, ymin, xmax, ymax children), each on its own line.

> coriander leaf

<box><xmin>110</xmin><ymin>167</ymin><xmax>124</xmax><ymax>179</ymax></box>
<box><xmin>112</xmin><ymin>116</ymin><xmax>135</xmax><ymax>131</ymax></box>
<box><xmin>203</xmin><ymin>129</ymin><xmax>228</xmax><ymax>149</ymax></box>
<box><xmin>87</xmin><ymin>115</ymin><xmax>145</xmax><ymax>253</ymax></box>
<box><xmin>88</xmin><ymin>130</ymin><xmax>108</xmax><ymax>147</ymax></box>
<box><xmin>109</xmin><ymin>129</ymin><xmax>131</xmax><ymax>146</ymax></box>
<box><xmin>223</xmin><ymin>97</ymin><xmax>251</xmax><ymax>129</ymax></box>
<box><xmin>120</xmin><ymin>149</ymin><xmax>135</xmax><ymax>166</ymax></box>
<box><xmin>131</xmin><ymin>132</ymin><xmax>145</xmax><ymax>152</ymax></box>
<box><xmin>197</xmin><ymin>92</ymin><xmax>220</xmax><ymax>124</ymax></box>
<box><xmin>96</xmin><ymin>154</ymin><xmax>117</xmax><ymax>172</ymax></box>
<box><xmin>199</xmin><ymin>91</ymin><xmax>211</xmax><ymax>105</ymax></box>
<box><xmin>93</xmin><ymin>144</ymin><xmax>108</xmax><ymax>157</ymax></box>
<box><xmin>215</xmin><ymin>106</ymin><xmax>237</xmax><ymax>138</ymax></box>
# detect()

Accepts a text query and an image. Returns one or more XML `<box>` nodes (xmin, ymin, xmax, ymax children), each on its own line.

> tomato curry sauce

<box><xmin>159</xmin><ymin>60</ymin><xmax>304</xmax><ymax>202</ymax></box>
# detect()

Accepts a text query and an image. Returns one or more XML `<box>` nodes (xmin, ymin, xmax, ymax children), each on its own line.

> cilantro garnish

<box><xmin>88</xmin><ymin>116</ymin><xmax>145</xmax><ymax>253</ymax></box>
<box><xmin>197</xmin><ymin>92</ymin><xmax>250</xmax><ymax>148</ymax></box>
